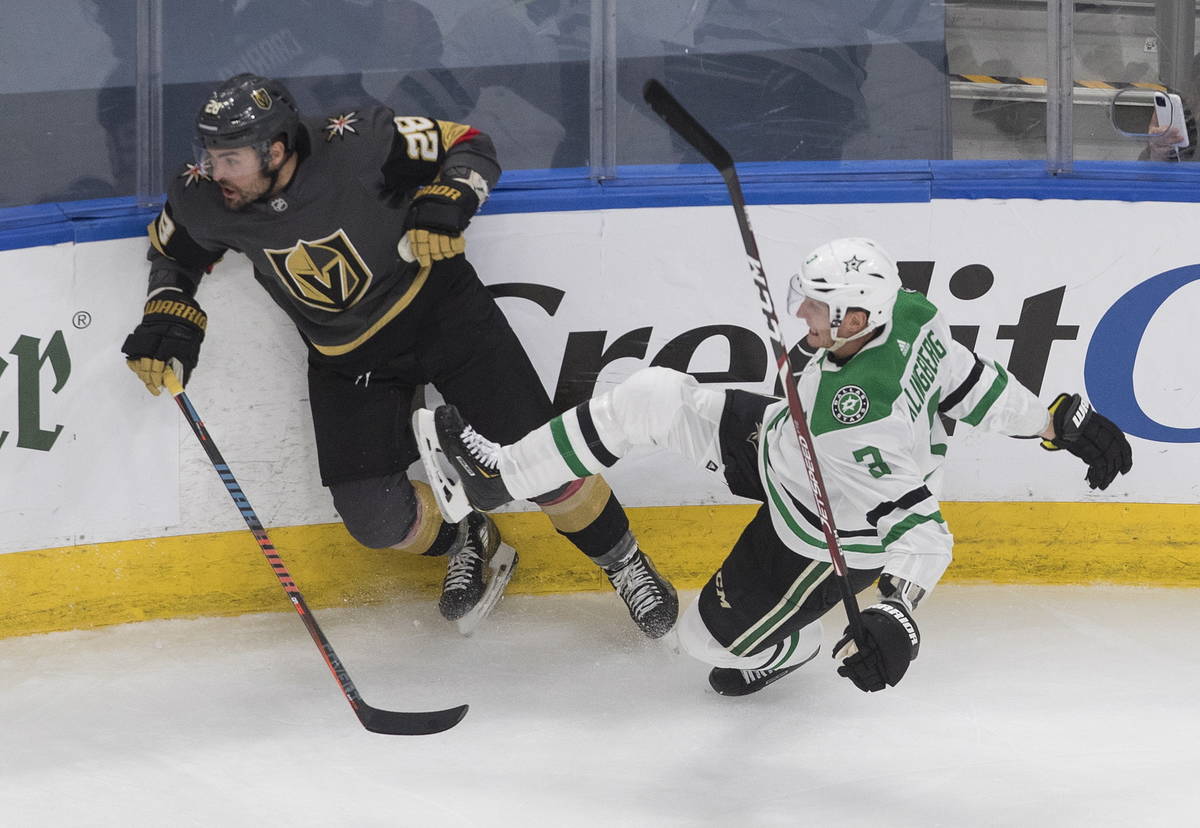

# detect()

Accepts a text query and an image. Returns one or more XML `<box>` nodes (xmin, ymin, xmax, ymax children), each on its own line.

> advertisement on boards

<box><xmin>1</xmin><ymin>198</ymin><xmax>1194</xmax><ymax>555</ymax></box>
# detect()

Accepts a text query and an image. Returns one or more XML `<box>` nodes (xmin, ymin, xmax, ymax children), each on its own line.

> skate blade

<box><xmin>456</xmin><ymin>543</ymin><xmax>518</xmax><ymax>637</ymax></box>
<box><xmin>412</xmin><ymin>408</ymin><xmax>472</xmax><ymax>523</ymax></box>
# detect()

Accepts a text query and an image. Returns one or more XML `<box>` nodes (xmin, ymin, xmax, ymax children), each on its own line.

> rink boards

<box><xmin>1</xmin><ymin>197</ymin><xmax>1197</xmax><ymax>636</ymax></box>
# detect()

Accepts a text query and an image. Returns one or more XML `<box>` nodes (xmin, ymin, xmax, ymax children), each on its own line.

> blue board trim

<box><xmin>3</xmin><ymin>160</ymin><xmax>1199</xmax><ymax>252</ymax></box>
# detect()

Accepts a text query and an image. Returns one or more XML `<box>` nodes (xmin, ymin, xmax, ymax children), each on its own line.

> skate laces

<box><xmin>740</xmin><ymin>668</ymin><xmax>773</xmax><ymax>682</ymax></box>
<box><xmin>608</xmin><ymin>556</ymin><xmax>662</xmax><ymax>618</ymax></box>
<box><xmin>443</xmin><ymin>522</ymin><xmax>485</xmax><ymax>591</ymax></box>
<box><xmin>461</xmin><ymin>425</ymin><xmax>502</xmax><ymax>471</ymax></box>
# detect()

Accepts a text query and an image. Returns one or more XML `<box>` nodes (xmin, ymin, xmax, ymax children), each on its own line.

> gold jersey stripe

<box><xmin>436</xmin><ymin>120</ymin><xmax>473</xmax><ymax>150</ymax></box>
<box><xmin>308</xmin><ymin>264</ymin><xmax>431</xmax><ymax>356</ymax></box>
<box><xmin>148</xmin><ymin>218</ymin><xmax>169</xmax><ymax>258</ymax></box>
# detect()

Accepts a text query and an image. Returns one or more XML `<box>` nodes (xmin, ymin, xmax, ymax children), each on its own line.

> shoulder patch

<box><xmin>180</xmin><ymin>162</ymin><xmax>211</xmax><ymax>187</ymax></box>
<box><xmin>831</xmin><ymin>385</ymin><xmax>870</xmax><ymax>425</ymax></box>
<box><xmin>324</xmin><ymin>112</ymin><xmax>361</xmax><ymax>142</ymax></box>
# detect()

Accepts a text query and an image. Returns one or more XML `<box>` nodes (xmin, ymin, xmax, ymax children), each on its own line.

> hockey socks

<box><xmin>501</xmin><ymin>399</ymin><xmax>622</xmax><ymax>499</ymax></box>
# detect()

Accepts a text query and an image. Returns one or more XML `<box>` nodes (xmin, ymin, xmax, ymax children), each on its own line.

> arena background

<box><xmin>1</xmin><ymin>1</ymin><xmax>1198</xmax><ymax>639</ymax></box>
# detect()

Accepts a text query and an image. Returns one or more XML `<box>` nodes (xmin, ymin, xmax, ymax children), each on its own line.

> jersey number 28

<box><xmin>394</xmin><ymin>116</ymin><xmax>439</xmax><ymax>162</ymax></box>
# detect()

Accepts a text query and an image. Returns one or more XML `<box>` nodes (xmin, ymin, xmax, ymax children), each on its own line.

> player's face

<box><xmin>795</xmin><ymin>297</ymin><xmax>835</xmax><ymax>348</ymax></box>
<box><xmin>207</xmin><ymin>146</ymin><xmax>271</xmax><ymax>210</ymax></box>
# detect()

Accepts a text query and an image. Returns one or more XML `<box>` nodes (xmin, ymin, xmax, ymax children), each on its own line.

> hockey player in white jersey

<box><xmin>419</xmin><ymin>237</ymin><xmax>1133</xmax><ymax>696</ymax></box>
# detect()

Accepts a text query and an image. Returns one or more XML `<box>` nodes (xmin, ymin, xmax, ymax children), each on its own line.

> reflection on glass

<box><xmin>618</xmin><ymin>0</ymin><xmax>950</xmax><ymax>166</ymax></box>
<box><xmin>8</xmin><ymin>0</ymin><xmax>1200</xmax><ymax>211</ymax></box>
<box><xmin>440</xmin><ymin>0</ymin><xmax>591</xmax><ymax>170</ymax></box>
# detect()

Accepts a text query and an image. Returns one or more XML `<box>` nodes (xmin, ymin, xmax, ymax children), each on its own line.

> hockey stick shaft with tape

<box><xmin>642</xmin><ymin>79</ymin><xmax>866</xmax><ymax>648</ymax></box>
<box><xmin>163</xmin><ymin>369</ymin><xmax>468</xmax><ymax>735</ymax></box>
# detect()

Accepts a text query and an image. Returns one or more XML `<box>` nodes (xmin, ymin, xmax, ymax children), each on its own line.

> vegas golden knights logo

<box><xmin>251</xmin><ymin>88</ymin><xmax>272</xmax><ymax>109</ymax></box>
<box><xmin>265</xmin><ymin>230</ymin><xmax>373</xmax><ymax>311</ymax></box>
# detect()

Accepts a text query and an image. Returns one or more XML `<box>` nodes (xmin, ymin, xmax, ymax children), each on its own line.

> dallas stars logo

<box><xmin>832</xmin><ymin>385</ymin><xmax>870</xmax><ymax>425</ymax></box>
<box><xmin>180</xmin><ymin>161</ymin><xmax>211</xmax><ymax>187</ymax></box>
<box><xmin>324</xmin><ymin>112</ymin><xmax>361</xmax><ymax>142</ymax></box>
<box><xmin>843</xmin><ymin>255</ymin><xmax>865</xmax><ymax>272</ymax></box>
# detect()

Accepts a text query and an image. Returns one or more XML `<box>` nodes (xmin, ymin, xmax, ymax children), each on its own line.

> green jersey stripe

<box><xmin>761</xmin><ymin>409</ymin><xmax>885</xmax><ymax>555</ymax></box>
<box><xmin>766</xmin><ymin>630</ymin><xmax>801</xmax><ymax>670</ymax></box>
<box><xmin>550</xmin><ymin>415</ymin><xmax>592</xmax><ymax>478</ymax></box>
<box><xmin>961</xmin><ymin>361</ymin><xmax>1009</xmax><ymax>426</ymax></box>
<box><xmin>880</xmin><ymin>511</ymin><xmax>946</xmax><ymax>549</ymax></box>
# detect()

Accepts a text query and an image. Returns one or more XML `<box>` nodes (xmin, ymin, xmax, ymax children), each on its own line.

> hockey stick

<box><xmin>163</xmin><ymin>369</ymin><xmax>468</xmax><ymax>735</ymax></box>
<box><xmin>642</xmin><ymin>79</ymin><xmax>866</xmax><ymax>649</ymax></box>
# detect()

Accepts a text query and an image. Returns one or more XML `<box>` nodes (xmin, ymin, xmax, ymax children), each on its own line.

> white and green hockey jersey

<box><xmin>760</xmin><ymin>289</ymin><xmax>1049</xmax><ymax>593</ymax></box>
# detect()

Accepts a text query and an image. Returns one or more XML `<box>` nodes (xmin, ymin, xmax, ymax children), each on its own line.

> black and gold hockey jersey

<box><xmin>145</xmin><ymin>107</ymin><xmax>500</xmax><ymax>362</ymax></box>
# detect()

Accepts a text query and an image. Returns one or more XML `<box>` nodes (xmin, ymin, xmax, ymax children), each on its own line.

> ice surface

<box><xmin>1</xmin><ymin>585</ymin><xmax>1197</xmax><ymax>827</ymax></box>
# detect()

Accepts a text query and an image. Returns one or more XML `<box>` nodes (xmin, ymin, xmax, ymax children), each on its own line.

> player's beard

<box><xmin>218</xmin><ymin>172</ymin><xmax>271</xmax><ymax>211</ymax></box>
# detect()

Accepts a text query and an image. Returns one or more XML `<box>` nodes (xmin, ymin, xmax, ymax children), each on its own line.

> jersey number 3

<box><xmin>394</xmin><ymin>116</ymin><xmax>439</xmax><ymax>162</ymax></box>
<box><xmin>852</xmin><ymin>445</ymin><xmax>892</xmax><ymax>479</ymax></box>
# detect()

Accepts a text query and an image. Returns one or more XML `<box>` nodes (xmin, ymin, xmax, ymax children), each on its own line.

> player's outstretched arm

<box><xmin>121</xmin><ymin>290</ymin><xmax>207</xmax><ymax>396</ymax></box>
<box><xmin>1039</xmin><ymin>393</ymin><xmax>1133</xmax><ymax>490</ymax></box>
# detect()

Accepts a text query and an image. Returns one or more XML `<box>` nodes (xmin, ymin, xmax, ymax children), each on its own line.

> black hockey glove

<box><xmin>1040</xmin><ymin>392</ymin><xmax>1133</xmax><ymax>490</ymax></box>
<box><xmin>121</xmin><ymin>290</ymin><xmax>207</xmax><ymax>396</ymax></box>
<box><xmin>834</xmin><ymin>601</ymin><xmax>920</xmax><ymax>693</ymax></box>
<box><xmin>401</xmin><ymin>180</ymin><xmax>480</xmax><ymax>268</ymax></box>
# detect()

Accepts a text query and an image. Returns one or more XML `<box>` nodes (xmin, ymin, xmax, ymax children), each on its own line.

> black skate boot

<box><xmin>434</xmin><ymin>405</ymin><xmax>514</xmax><ymax>511</ymax></box>
<box><xmin>707</xmin><ymin>648</ymin><xmax>818</xmax><ymax>696</ymax></box>
<box><xmin>605</xmin><ymin>550</ymin><xmax>678</xmax><ymax>639</ymax></box>
<box><xmin>438</xmin><ymin>512</ymin><xmax>501</xmax><ymax>621</ymax></box>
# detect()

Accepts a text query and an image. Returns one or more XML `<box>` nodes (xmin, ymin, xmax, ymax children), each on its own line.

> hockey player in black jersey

<box><xmin>121</xmin><ymin>73</ymin><xmax>676</xmax><ymax>636</ymax></box>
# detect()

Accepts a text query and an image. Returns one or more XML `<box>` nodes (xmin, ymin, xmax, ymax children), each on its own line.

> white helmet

<box><xmin>787</xmin><ymin>238</ymin><xmax>901</xmax><ymax>343</ymax></box>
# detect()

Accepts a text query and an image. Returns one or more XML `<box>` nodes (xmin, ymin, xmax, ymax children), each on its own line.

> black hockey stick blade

<box><xmin>358</xmin><ymin>701</ymin><xmax>469</xmax><ymax>736</ymax></box>
<box><xmin>163</xmin><ymin>368</ymin><xmax>470</xmax><ymax>737</ymax></box>
<box><xmin>643</xmin><ymin>79</ymin><xmax>733</xmax><ymax>171</ymax></box>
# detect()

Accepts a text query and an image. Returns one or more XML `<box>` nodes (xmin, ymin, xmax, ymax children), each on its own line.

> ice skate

<box><xmin>433</xmin><ymin>405</ymin><xmax>514</xmax><ymax>511</ymax></box>
<box><xmin>439</xmin><ymin>512</ymin><xmax>516</xmax><ymax>633</ymax></box>
<box><xmin>708</xmin><ymin>648</ymin><xmax>818</xmax><ymax>696</ymax></box>
<box><xmin>605</xmin><ymin>550</ymin><xmax>678</xmax><ymax>639</ymax></box>
<box><xmin>413</xmin><ymin>405</ymin><xmax>514</xmax><ymax>523</ymax></box>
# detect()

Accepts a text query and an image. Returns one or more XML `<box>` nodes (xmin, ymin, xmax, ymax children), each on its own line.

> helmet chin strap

<box><xmin>791</xmin><ymin>312</ymin><xmax>871</xmax><ymax>356</ymax></box>
<box><xmin>830</xmin><ymin>324</ymin><xmax>877</xmax><ymax>352</ymax></box>
<box><xmin>256</xmin><ymin>147</ymin><xmax>292</xmax><ymax>201</ymax></box>
<box><xmin>792</xmin><ymin>306</ymin><xmax>881</xmax><ymax>357</ymax></box>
